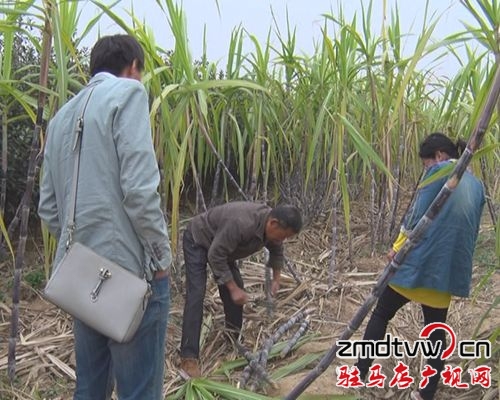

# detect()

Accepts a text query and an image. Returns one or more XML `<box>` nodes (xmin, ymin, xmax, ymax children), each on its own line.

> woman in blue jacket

<box><xmin>356</xmin><ymin>133</ymin><xmax>485</xmax><ymax>400</ymax></box>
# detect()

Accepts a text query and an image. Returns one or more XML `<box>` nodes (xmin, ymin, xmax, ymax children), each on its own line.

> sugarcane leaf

<box><xmin>194</xmin><ymin>379</ymin><xmax>277</xmax><ymax>399</ymax></box>
<box><xmin>470</xmin><ymin>295</ymin><xmax>500</xmax><ymax>363</ymax></box>
<box><xmin>90</xmin><ymin>0</ymin><xmax>133</xmax><ymax>34</ymax></box>
<box><xmin>185</xmin><ymin>381</ymin><xmax>195</xmax><ymax>399</ymax></box>
<box><xmin>165</xmin><ymin>380</ymin><xmax>187</xmax><ymax>400</ymax></box>
<box><xmin>0</xmin><ymin>214</ymin><xmax>14</xmax><ymax>262</ymax></box>
<box><xmin>337</xmin><ymin>114</ymin><xmax>392</xmax><ymax>178</ymax></box>
<box><xmin>181</xmin><ymin>79</ymin><xmax>268</xmax><ymax>93</ymax></box>
<box><xmin>415</xmin><ymin>147</ymin><xmax>491</xmax><ymax>189</ymax></box>
<box><xmin>299</xmin><ymin>395</ymin><xmax>360</xmax><ymax>400</ymax></box>
<box><xmin>472</xmin><ymin>142</ymin><xmax>500</xmax><ymax>159</ymax></box>
<box><xmin>150</xmin><ymin>83</ymin><xmax>181</xmax><ymax>118</ymax></box>
<box><xmin>305</xmin><ymin>88</ymin><xmax>334</xmax><ymax>186</ymax></box>
<box><xmin>471</xmin><ymin>295</ymin><xmax>500</xmax><ymax>340</ymax></box>
<box><xmin>0</xmin><ymin>83</ymin><xmax>37</xmax><ymax>122</ymax></box>
<box><xmin>418</xmin><ymin>163</ymin><xmax>454</xmax><ymax>188</ymax></box>
<box><xmin>169</xmin><ymin>120</ymin><xmax>191</xmax><ymax>254</ymax></box>
<box><xmin>191</xmin><ymin>382</ymin><xmax>217</xmax><ymax>400</ymax></box>
<box><xmin>271</xmin><ymin>352</ymin><xmax>325</xmax><ymax>380</ymax></box>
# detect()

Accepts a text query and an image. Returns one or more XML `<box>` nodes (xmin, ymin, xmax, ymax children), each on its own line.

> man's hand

<box><xmin>271</xmin><ymin>279</ymin><xmax>280</xmax><ymax>296</ymax></box>
<box><xmin>387</xmin><ymin>248</ymin><xmax>396</xmax><ymax>261</ymax></box>
<box><xmin>226</xmin><ymin>280</ymin><xmax>249</xmax><ymax>305</ymax></box>
<box><xmin>270</xmin><ymin>268</ymin><xmax>281</xmax><ymax>297</ymax></box>
<box><xmin>230</xmin><ymin>286</ymin><xmax>248</xmax><ymax>305</ymax></box>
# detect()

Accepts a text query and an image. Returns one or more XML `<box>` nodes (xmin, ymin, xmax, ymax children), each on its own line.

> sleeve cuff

<box><xmin>149</xmin><ymin>242</ymin><xmax>172</xmax><ymax>270</ymax></box>
<box><xmin>392</xmin><ymin>231</ymin><xmax>408</xmax><ymax>252</ymax></box>
<box><xmin>156</xmin><ymin>256</ymin><xmax>172</xmax><ymax>271</ymax></box>
<box><xmin>267</xmin><ymin>264</ymin><xmax>282</xmax><ymax>271</ymax></box>
<box><xmin>215</xmin><ymin>270</ymin><xmax>235</xmax><ymax>286</ymax></box>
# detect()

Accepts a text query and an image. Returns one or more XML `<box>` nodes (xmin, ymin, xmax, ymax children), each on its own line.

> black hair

<box><xmin>418</xmin><ymin>132</ymin><xmax>467</xmax><ymax>159</ymax></box>
<box><xmin>89</xmin><ymin>34</ymin><xmax>145</xmax><ymax>77</ymax></box>
<box><xmin>269</xmin><ymin>205</ymin><xmax>303</xmax><ymax>233</ymax></box>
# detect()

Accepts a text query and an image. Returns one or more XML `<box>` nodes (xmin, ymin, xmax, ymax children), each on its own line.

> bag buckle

<box><xmin>142</xmin><ymin>284</ymin><xmax>152</xmax><ymax>310</ymax></box>
<box><xmin>90</xmin><ymin>268</ymin><xmax>111</xmax><ymax>302</ymax></box>
<box><xmin>66</xmin><ymin>225</ymin><xmax>75</xmax><ymax>250</ymax></box>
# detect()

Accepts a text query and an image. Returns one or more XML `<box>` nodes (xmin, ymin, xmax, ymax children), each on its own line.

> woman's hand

<box><xmin>387</xmin><ymin>248</ymin><xmax>396</xmax><ymax>261</ymax></box>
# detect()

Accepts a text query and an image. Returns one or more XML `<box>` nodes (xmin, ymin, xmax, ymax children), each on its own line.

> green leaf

<box><xmin>338</xmin><ymin>115</ymin><xmax>392</xmax><ymax>178</ymax></box>
<box><xmin>271</xmin><ymin>352</ymin><xmax>325</xmax><ymax>380</ymax></box>
<box><xmin>194</xmin><ymin>379</ymin><xmax>277</xmax><ymax>400</ymax></box>
<box><xmin>0</xmin><ymin>213</ymin><xmax>14</xmax><ymax>263</ymax></box>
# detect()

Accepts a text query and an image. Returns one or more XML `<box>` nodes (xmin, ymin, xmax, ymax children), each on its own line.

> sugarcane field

<box><xmin>0</xmin><ymin>0</ymin><xmax>499</xmax><ymax>399</ymax></box>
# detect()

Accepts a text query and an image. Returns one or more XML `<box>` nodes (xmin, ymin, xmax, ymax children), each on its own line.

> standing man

<box><xmin>39</xmin><ymin>35</ymin><xmax>172</xmax><ymax>400</ymax></box>
<box><xmin>180</xmin><ymin>201</ymin><xmax>302</xmax><ymax>378</ymax></box>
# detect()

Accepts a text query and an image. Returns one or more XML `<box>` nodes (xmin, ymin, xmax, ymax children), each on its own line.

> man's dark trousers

<box><xmin>180</xmin><ymin>229</ymin><xmax>244</xmax><ymax>359</ymax></box>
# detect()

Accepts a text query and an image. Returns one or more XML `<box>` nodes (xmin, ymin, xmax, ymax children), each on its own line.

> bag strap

<box><xmin>66</xmin><ymin>84</ymin><xmax>99</xmax><ymax>249</ymax></box>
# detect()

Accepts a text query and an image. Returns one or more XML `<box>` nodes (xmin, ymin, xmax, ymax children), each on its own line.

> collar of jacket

<box><xmin>88</xmin><ymin>72</ymin><xmax>116</xmax><ymax>85</ymax></box>
<box><xmin>257</xmin><ymin>209</ymin><xmax>271</xmax><ymax>244</ymax></box>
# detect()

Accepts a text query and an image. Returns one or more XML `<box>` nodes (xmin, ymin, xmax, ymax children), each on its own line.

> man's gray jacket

<box><xmin>39</xmin><ymin>72</ymin><xmax>171</xmax><ymax>280</ymax></box>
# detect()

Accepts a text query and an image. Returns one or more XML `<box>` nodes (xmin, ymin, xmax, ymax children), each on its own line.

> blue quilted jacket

<box><xmin>390</xmin><ymin>161</ymin><xmax>485</xmax><ymax>297</ymax></box>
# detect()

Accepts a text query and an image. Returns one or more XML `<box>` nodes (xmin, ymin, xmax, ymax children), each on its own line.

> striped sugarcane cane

<box><xmin>238</xmin><ymin>346</ymin><xmax>277</xmax><ymax>390</ymax></box>
<box><xmin>8</xmin><ymin>12</ymin><xmax>52</xmax><ymax>381</ymax></box>
<box><xmin>281</xmin><ymin>316</ymin><xmax>311</xmax><ymax>358</ymax></box>
<box><xmin>239</xmin><ymin>309</ymin><xmax>311</xmax><ymax>391</ymax></box>
<box><xmin>285</xmin><ymin>64</ymin><xmax>500</xmax><ymax>400</ymax></box>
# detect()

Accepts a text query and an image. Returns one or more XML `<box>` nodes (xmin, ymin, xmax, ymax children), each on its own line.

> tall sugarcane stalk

<box><xmin>328</xmin><ymin>181</ymin><xmax>339</xmax><ymax>288</ymax></box>
<box><xmin>1</xmin><ymin>108</ymin><xmax>7</xmax><ymax>219</ymax></box>
<box><xmin>385</xmin><ymin>170</ymin><xmax>426</xmax><ymax>252</ymax></box>
<box><xmin>187</xmin><ymin>131</ymin><xmax>207</xmax><ymax>213</ymax></box>
<box><xmin>264</xmin><ymin>250</ymin><xmax>273</xmax><ymax>316</ymax></box>
<box><xmin>284</xmin><ymin>64</ymin><xmax>500</xmax><ymax>400</ymax></box>
<box><xmin>209</xmin><ymin>112</ymin><xmax>228</xmax><ymax>206</ymax></box>
<box><xmin>8</xmin><ymin>12</ymin><xmax>52</xmax><ymax>381</ymax></box>
<box><xmin>195</xmin><ymin>99</ymin><xmax>249</xmax><ymax>202</ymax></box>
<box><xmin>285</xmin><ymin>259</ymin><xmax>303</xmax><ymax>287</ymax></box>
<box><xmin>480</xmin><ymin>157</ymin><xmax>498</xmax><ymax>226</ymax></box>
<box><xmin>3</xmin><ymin>196</ymin><xmax>23</xmax><ymax>247</ymax></box>
<box><xmin>0</xmin><ymin>2</ymin><xmax>16</xmax><ymax>222</ymax></box>
<box><xmin>388</xmin><ymin>117</ymin><xmax>406</xmax><ymax>240</ymax></box>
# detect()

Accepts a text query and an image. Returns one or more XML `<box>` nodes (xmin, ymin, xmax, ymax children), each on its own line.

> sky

<box><xmin>79</xmin><ymin>0</ymin><xmax>480</xmax><ymax>78</ymax></box>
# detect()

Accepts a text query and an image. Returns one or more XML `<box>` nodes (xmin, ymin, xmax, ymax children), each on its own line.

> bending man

<box><xmin>180</xmin><ymin>201</ymin><xmax>302</xmax><ymax>377</ymax></box>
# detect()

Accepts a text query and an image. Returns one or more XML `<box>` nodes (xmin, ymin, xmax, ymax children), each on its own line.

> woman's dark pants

<box><xmin>356</xmin><ymin>286</ymin><xmax>448</xmax><ymax>400</ymax></box>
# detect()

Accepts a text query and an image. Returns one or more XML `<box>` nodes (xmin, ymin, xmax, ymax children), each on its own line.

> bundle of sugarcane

<box><xmin>237</xmin><ymin>308</ymin><xmax>312</xmax><ymax>393</ymax></box>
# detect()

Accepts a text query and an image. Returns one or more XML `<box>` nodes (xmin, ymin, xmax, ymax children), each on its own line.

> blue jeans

<box><xmin>73</xmin><ymin>274</ymin><xmax>170</xmax><ymax>400</ymax></box>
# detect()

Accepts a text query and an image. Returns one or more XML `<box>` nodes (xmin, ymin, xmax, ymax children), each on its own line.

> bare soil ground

<box><xmin>0</xmin><ymin>210</ymin><xmax>498</xmax><ymax>400</ymax></box>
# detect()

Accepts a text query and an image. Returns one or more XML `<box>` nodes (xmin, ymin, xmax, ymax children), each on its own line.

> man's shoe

<box><xmin>180</xmin><ymin>358</ymin><xmax>201</xmax><ymax>378</ymax></box>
